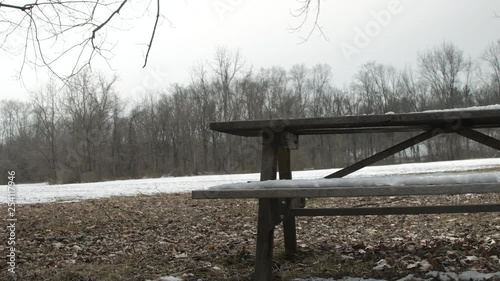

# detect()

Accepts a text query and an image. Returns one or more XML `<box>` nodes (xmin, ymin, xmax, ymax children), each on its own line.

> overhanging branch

<box><xmin>0</xmin><ymin>3</ymin><xmax>36</xmax><ymax>11</ymax></box>
<box><xmin>143</xmin><ymin>0</ymin><xmax>159</xmax><ymax>68</ymax></box>
<box><xmin>91</xmin><ymin>0</ymin><xmax>129</xmax><ymax>49</ymax></box>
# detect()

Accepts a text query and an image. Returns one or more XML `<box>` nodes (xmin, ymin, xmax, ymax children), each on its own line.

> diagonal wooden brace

<box><xmin>325</xmin><ymin>129</ymin><xmax>439</xmax><ymax>179</ymax></box>
<box><xmin>457</xmin><ymin>128</ymin><xmax>500</xmax><ymax>151</ymax></box>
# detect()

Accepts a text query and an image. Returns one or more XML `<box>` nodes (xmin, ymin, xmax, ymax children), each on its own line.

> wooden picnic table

<box><xmin>192</xmin><ymin>108</ymin><xmax>500</xmax><ymax>281</ymax></box>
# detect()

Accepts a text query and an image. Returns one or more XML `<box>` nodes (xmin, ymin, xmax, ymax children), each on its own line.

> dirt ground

<box><xmin>1</xmin><ymin>192</ymin><xmax>499</xmax><ymax>281</ymax></box>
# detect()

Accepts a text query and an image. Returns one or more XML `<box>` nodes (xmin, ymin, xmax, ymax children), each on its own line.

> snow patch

<box><xmin>422</xmin><ymin>104</ymin><xmax>500</xmax><ymax>113</ymax></box>
<box><xmin>145</xmin><ymin>276</ymin><xmax>182</xmax><ymax>281</ymax></box>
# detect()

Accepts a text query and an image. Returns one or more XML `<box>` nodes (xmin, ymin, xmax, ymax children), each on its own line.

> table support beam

<box><xmin>292</xmin><ymin>204</ymin><xmax>500</xmax><ymax>216</ymax></box>
<box><xmin>458</xmin><ymin>128</ymin><xmax>500</xmax><ymax>151</ymax></box>
<box><xmin>325</xmin><ymin>129</ymin><xmax>439</xmax><ymax>179</ymax></box>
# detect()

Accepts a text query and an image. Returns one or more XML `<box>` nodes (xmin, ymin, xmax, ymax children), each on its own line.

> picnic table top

<box><xmin>210</xmin><ymin>108</ymin><xmax>500</xmax><ymax>137</ymax></box>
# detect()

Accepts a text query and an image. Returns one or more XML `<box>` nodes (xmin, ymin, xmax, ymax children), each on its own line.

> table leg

<box><xmin>278</xmin><ymin>147</ymin><xmax>298</xmax><ymax>258</ymax></box>
<box><xmin>283</xmin><ymin>198</ymin><xmax>299</xmax><ymax>258</ymax></box>
<box><xmin>255</xmin><ymin>137</ymin><xmax>279</xmax><ymax>281</ymax></box>
<box><xmin>255</xmin><ymin>198</ymin><xmax>280</xmax><ymax>281</ymax></box>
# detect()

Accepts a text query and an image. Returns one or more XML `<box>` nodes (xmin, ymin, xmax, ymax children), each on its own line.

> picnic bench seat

<box><xmin>192</xmin><ymin>108</ymin><xmax>500</xmax><ymax>281</ymax></box>
<box><xmin>193</xmin><ymin>173</ymin><xmax>500</xmax><ymax>279</ymax></box>
<box><xmin>193</xmin><ymin>180</ymin><xmax>500</xmax><ymax>215</ymax></box>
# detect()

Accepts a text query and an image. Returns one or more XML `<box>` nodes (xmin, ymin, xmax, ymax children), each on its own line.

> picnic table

<box><xmin>192</xmin><ymin>108</ymin><xmax>500</xmax><ymax>281</ymax></box>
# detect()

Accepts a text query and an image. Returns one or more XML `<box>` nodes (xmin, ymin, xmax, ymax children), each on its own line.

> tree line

<box><xmin>1</xmin><ymin>40</ymin><xmax>500</xmax><ymax>184</ymax></box>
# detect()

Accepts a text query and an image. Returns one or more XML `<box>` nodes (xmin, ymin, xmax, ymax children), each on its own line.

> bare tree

<box><xmin>307</xmin><ymin>63</ymin><xmax>332</xmax><ymax>117</ymax></box>
<box><xmin>399</xmin><ymin>66</ymin><xmax>426</xmax><ymax>112</ymax></box>
<box><xmin>353</xmin><ymin>62</ymin><xmax>400</xmax><ymax>114</ymax></box>
<box><xmin>261</xmin><ymin>66</ymin><xmax>289</xmax><ymax>118</ymax></box>
<box><xmin>127</xmin><ymin>105</ymin><xmax>143</xmax><ymax>178</ymax></box>
<box><xmin>289</xmin><ymin>64</ymin><xmax>309</xmax><ymax>117</ymax></box>
<box><xmin>31</xmin><ymin>81</ymin><xmax>61</xmax><ymax>182</ymax></box>
<box><xmin>210</xmin><ymin>46</ymin><xmax>245</xmax><ymax>121</ymax></box>
<box><xmin>418</xmin><ymin>42</ymin><xmax>471</xmax><ymax>160</ymax></box>
<box><xmin>0</xmin><ymin>99</ymin><xmax>37</xmax><ymax>182</ymax></box>
<box><xmin>210</xmin><ymin>46</ymin><xmax>245</xmax><ymax>172</ymax></box>
<box><xmin>136</xmin><ymin>91</ymin><xmax>163</xmax><ymax>175</ymax></box>
<box><xmin>0</xmin><ymin>99</ymin><xmax>32</xmax><ymax>140</ymax></box>
<box><xmin>480</xmin><ymin>39</ymin><xmax>500</xmax><ymax>102</ymax></box>
<box><xmin>61</xmin><ymin>68</ymin><xmax>117</xmax><ymax>180</ymax></box>
<box><xmin>190</xmin><ymin>64</ymin><xmax>217</xmax><ymax>172</ymax></box>
<box><xmin>418</xmin><ymin>42</ymin><xmax>468</xmax><ymax>108</ymax></box>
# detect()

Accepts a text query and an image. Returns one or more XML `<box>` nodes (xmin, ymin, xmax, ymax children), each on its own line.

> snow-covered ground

<box><xmin>1</xmin><ymin>158</ymin><xmax>500</xmax><ymax>204</ymax></box>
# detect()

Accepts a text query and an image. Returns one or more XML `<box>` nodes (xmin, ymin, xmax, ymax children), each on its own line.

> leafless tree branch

<box><xmin>1</xmin><ymin>0</ymin><xmax>165</xmax><ymax>81</ymax></box>
<box><xmin>90</xmin><ymin>0</ymin><xmax>128</xmax><ymax>50</ymax></box>
<box><xmin>289</xmin><ymin>0</ymin><xmax>328</xmax><ymax>44</ymax></box>
<box><xmin>142</xmin><ymin>0</ymin><xmax>159</xmax><ymax>68</ymax></box>
<box><xmin>0</xmin><ymin>3</ymin><xmax>36</xmax><ymax>11</ymax></box>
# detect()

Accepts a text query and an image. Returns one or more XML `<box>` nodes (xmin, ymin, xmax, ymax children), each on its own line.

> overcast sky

<box><xmin>1</xmin><ymin>0</ymin><xmax>499</xmax><ymax>102</ymax></box>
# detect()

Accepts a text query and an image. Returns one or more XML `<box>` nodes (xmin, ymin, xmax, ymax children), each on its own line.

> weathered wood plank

<box><xmin>260</xmin><ymin>136</ymin><xmax>278</xmax><ymax>181</ymax></box>
<box><xmin>210</xmin><ymin>109</ymin><xmax>500</xmax><ymax>137</ymax></box>
<box><xmin>191</xmin><ymin>183</ymin><xmax>500</xmax><ymax>199</ymax></box>
<box><xmin>291</xmin><ymin>204</ymin><xmax>500</xmax><ymax>216</ymax></box>
<box><xmin>278</xmin><ymin>147</ymin><xmax>292</xmax><ymax>180</ymax></box>
<box><xmin>325</xmin><ymin>129</ymin><xmax>438</xmax><ymax>178</ymax></box>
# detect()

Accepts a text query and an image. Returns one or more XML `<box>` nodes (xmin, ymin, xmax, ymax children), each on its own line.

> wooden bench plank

<box><xmin>192</xmin><ymin>182</ymin><xmax>500</xmax><ymax>199</ymax></box>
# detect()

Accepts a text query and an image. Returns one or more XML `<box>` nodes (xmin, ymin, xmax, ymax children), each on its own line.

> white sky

<box><xmin>1</xmin><ymin>0</ymin><xmax>499</xmax><ymax>102</ymax></box>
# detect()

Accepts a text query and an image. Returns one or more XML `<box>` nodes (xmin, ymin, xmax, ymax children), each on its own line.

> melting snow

<box><xmin>146</xmin><ymin>277</ymin><xmax>182</xmax><ymax>281</ymax></box>
<box><xmin>422</xmin><ymin>104</ymin><xmax>500</xmax><ymax>112</ymax></box>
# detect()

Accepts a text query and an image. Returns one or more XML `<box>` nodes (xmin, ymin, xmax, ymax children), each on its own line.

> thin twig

<box><xmin>289</xmin><ymin>0</ymin><xmax>328</xmax><ymax>44</ymax></box>
<box><xmin>91</xmin><ymin>0</ymin><xmax>128</xmax><ymax>49</ymax></box>
<box><xmin>143</xmin><ymin>0</ymin><xmax>160</xmax><ymax>68</ymax></box>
